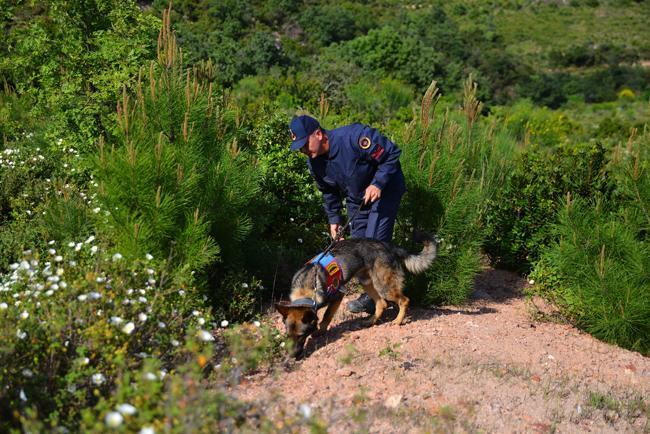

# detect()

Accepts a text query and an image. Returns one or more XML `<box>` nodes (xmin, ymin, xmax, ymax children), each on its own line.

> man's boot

<box><xmin>346</xmin><ymin>293</ymin><xmax>375</xmax><ymax>314</ymax></box>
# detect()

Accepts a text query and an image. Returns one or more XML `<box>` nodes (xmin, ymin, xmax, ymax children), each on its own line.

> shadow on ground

<box><xmin>299</xmin><ymin>268</ymin><xmax>526</xmax><ymax>359</ymax></box>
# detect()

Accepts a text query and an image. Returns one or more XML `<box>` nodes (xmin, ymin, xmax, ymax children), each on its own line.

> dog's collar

<box><xmin>290</xmin><ymin>297</ymin><xmax>318</xmax><ymax>311</ymax></box>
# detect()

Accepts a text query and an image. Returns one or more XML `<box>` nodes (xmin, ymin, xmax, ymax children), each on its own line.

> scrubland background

<box><xmin>0</xmin><ymin>0</ymin><xmax>648</xmax><ymax>431</ymax></box>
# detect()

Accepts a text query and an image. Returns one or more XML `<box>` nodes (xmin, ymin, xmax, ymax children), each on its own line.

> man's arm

<box><xmin>308</xmin><ymin>163</ymin><xmax>344</xmax><ymax>226</ymax></box>
<box><xmin>356</xmin><ymin>126</ymin><xmax>402</xmax><ymax>191</ymax></box>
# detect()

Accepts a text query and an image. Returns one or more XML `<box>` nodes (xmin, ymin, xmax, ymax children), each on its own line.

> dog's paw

<box><xmin>312</xmin><ymin>328</ymin><xmax>327</xmax><ymax>337</ymax></box>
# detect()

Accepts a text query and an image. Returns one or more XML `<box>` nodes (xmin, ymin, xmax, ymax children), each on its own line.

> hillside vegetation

<box><xmin>0</xmin><ymin>0</ymin><xmax>648</xmax><ymax>431</ymax></box>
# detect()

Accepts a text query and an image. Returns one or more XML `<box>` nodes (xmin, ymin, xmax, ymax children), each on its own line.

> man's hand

<box><xmin>363</xmin><ymin>184</ymin><xmax>382</xmax><ymax>204</ymax></box>
<box><xmin>329</xmin><ymin>223</ymin><xmax>343</xmax><ymax>240</ymax></box>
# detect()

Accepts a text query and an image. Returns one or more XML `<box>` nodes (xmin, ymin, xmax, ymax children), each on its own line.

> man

<box><xmin>289</xmin><ymin>114</ymin><xmax>406</xmax><ymax>314</ymax></box>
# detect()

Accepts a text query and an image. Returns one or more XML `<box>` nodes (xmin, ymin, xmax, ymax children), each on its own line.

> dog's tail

<box><xmin>396</xmin><ymin>231</ymin><xmax>439</xmax><ymax>274</ymax></box>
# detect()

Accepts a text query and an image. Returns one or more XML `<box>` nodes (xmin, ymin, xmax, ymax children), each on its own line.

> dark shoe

<box><xmin>347</xmin><ymin>293</ymin><xmax>375</xmax><ymax>314</ymax></box>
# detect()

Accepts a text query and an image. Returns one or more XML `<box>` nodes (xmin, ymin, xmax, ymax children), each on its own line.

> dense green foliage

<box><xmin>1</xmin><ymin>0</ymin><xmax>649</xmax><ymax>430</ymax></box>
<box><xmin>484</xmin><ymin>141</ymin><xmax>613</xmax><ymax>271</ymax></box>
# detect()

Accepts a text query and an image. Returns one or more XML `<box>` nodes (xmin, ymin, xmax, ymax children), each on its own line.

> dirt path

<box><xmin>233</xmin><ymin>269</ymin><xmax>649</xmax><ymax>433</ymax></box>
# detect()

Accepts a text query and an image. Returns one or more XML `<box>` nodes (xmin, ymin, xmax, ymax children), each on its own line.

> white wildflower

<box><xmin>68</xmin><ymin>242</ymin><xmax>76</xmax><ymax>247</ymax></box>
<box><xmin>105</xmin><ymin>411</ymin><xmax>123</xmax><ymax>427</ymax></box>
<box><xmin>91</xmin><ymin>373</ymin><xmax>105</xmax><ymax>385</ymax></box>
<box><xmin>20</xmin><ymin>389</ymin><xmax>27</xmax><ymax>401</ymax></box>
<box><xmin>80</xmin><ymin>357</ymin><xmax>90</xmax><ymax>365</ymax></box>
<box><xmin>121</xmin><ymin>322</ymin><xmax>135</xmax><ymax>335</ymax></box>
<box><xmin>139</xmin><ymin>427</ymin><xmax>155</xmax><ymax>434</ymax></box>
<box><xmin>20</xmin><ymin>311</ymin><xmax>29</xmax><ymax>320</ymax></box>
<box><xmin>54</xmin><ymin>255</ymin><xmax>63</xmax><ymax>262</ymax></box>
<box><xmin>48</xmin><ymin>249</ymin><xmax>56</xmax><ymax>255</ymax></box>
<box><xmin>253</xmin><ymin>320</ymin><xmax>261</xmax><ymax>327</ymax></box>
<box><xmin>89</xmin><ymin>292</ymin><xmax>101</xmax><ymax>300</ymax></box>
<box><xmin>0</xmin><ymin>303</ymin><xmax>7</xmax><ymax>309</ymax></box>
<box><xmin>22</xmin><ymin>369</ymin><xmax>33</xmax><ymax>378</ymax></box>
<box><xmin>198</xmin><ymin>318</ymin><xmax>205</xmax><ymax>325</ymax></box>
<box><xmin>112</xmin><ymin>253</ymin><xmax>123</xmax><ymax>261</ymax></box>
<box><xmin>110</xmin><ymin>316</ymin><xmax>124</xmax><ymax>325</ymax></box>
<box><xmin>171</xmin><ymin>339</ymin><xmax>180</xmax><ymax>347</ymax></box>
<box><xmin>299</xmin><ymin>403</ymin><xmax>312</xmax><ymax>419</ymax></box>
<box><xmin>75</xmin><ymin>243</ymin><xmax>82</xmax><ymax>252</ymax></box>
<box><xmin>92</xmin><ymin>207</ymin><xmax>101</xmax><ymax>214</ymax></box>
<box><xmin>90</xmin><ymin>246</ymin><xmax>98</xmax><ymax>254</ymax></box>
<box><xmin>146</xmin><ymin>268</ymin><xmax>155</xmax><ymax>275</ymax></box>
<box><xmin>158</xmin><ymin>321</ymin><xmax>166</xmax><ymax>328</ymax></box>
<box><xmin>178</xmin><ymin>289</ymin><xmax>185</xmax><ymax>296</ymax></box>
<box><xmin>116</xmin><ymin>403</ymin><xmax>137</xmax><ymax>416</ymax></box>
<box><xmin>220</xmin><ymin>320</ymin><xmax>229</xmax><ymax>328</ymax></box>
<box><xmin>197</xmin><ymin>330</ymin><xmax>214</xmax><ymax>342</ymax></box>
<box><xmin>528</xmin><ymin>279</ymin><xmax>535</xmax><ymax>285</ymax></box>
<box><xmin>145</xmin><ymin>253</ymin><xmax>153</xmax><ymax>261</ymax></box>
<box><xmin>242</xmin><ymin>282</ymin><xmax>249</xmax><ymax>288</ymax></box>
<box><xmin>77</xmin><ymin>294</ymin><xmax>88</xmax><ymax>302</ymax></box>
<box><xmin>138</xmin><ymin>313</ymin><xmax>147</xmax><ymax>322</ymax></box>
<box><xmin>48</xmin><ymin>240</ymin><xmax>55</xmax><ymax>246</ymax></box>
<box><xmin>192</xmin><ymin>310</ymin><xmax>200</xmax><ymax>316</ymax></box>
<box><xmin>144</xmin><ymin>372</ymin><xmax>157</xmax><ymax>381</ymax></box>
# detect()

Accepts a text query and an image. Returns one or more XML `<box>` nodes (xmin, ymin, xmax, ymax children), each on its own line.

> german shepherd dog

<box><xmin>276</xmin><ymin>233</ymin><xmax>438</xmax><ymax>358</ymax></box>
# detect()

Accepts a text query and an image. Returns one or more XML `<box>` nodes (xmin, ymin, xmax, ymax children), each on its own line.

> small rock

<box><xmin>336</xmin><ymin>368</ymin><xmax>354</xmax><ymax>377</ymax></box>
<box><xmin>384</xmin><ymin>394</ymin><xmax>402</xmax><ymax>409</ymax></box>
<box><xmin>531</xmin><ymin>374</ymin><xmax>541</xmax><ymax>383</ymax></box>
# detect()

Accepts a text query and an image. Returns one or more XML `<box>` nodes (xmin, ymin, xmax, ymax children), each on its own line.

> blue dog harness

<box><xmin>310</xmin><ymin>252</ymin><xmax>343</xmax><ymax>299</ymax></box>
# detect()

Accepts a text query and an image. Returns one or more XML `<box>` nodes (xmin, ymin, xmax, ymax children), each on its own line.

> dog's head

<box><xmin>275</xmin><ymin>301</ymin><xmax>318</xmax><ymax>359</ymax></box>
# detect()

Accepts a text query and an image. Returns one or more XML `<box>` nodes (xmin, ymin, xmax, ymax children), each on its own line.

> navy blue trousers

<box><xmin>347</xmin><ymin>191</ymin><xmax>403</xmax><ymax>243</ymax></box>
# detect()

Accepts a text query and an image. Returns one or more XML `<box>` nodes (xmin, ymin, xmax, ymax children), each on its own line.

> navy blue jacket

<box><xmin>307</xmin><ymin>123</ymin><xmax>406</xmax><ymax>225</ymax></box>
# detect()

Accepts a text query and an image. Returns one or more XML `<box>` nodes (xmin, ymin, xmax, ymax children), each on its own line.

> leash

<box><xmin>318</xmin><ymin>201</ymin><xmax>368</xmax><ymax>259</ymax></box>
<box><xmin>309</xmin><ymin>202</ymin><xmax>370</xmax><ymax>302</ymax></box>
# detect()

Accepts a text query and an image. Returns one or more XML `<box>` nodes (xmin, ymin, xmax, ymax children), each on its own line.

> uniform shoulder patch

<box><xmin>358</xmin><ymin>136</ymin><xmax>371</xmax><ymax>150</ymax></box>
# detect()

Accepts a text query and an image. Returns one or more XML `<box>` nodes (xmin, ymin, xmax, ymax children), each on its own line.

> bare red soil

<box><xmin>233</xmin><ymin>269</ymin><xmax>649</xmax><ymax>433</ymax></box>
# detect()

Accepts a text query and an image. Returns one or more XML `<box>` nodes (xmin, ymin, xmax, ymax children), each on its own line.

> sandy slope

<box><xmin>233</xmin><ymin>269</ymin><xmax>649</xmax><ymax>433</ymax></box>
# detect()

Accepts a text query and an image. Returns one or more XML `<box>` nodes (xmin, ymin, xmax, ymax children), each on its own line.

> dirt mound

<box><xmin>233</xmin><ymin>269</ymin><xmax>649</xmax><ymax>433</ymax></box>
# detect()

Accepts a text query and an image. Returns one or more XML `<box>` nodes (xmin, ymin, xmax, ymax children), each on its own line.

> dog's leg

<box><xmin>372</xmin><ymin>264</ymin><xmax>409</xmax><ymax>326</ymax></box>
<box><xmin>359</xmin><ymin>277</ymin><xmax>387</xmax><ymax>327</ymax></box>
<box><xmin>315</xmin><ymin>296</ymin><xmax>342</xmax><ymax>336</ymax></box>
<box><xmin>391</xmin><ymin>294</ymin><xmax>410</xmax><ymax>325</ymax></box>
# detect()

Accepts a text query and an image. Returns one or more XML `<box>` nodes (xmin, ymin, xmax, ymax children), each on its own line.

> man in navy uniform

<box><xmin>289</xmin><ymin>114</ymin><xmax>406</xmax><ymax>314</ymax></box>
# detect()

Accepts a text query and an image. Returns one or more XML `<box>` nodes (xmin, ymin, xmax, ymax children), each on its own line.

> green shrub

<box><xmin>96</xmin><ymin>15</ymin><xmax>260</xmax><ymax>283</ymax></box>
<box><xmin>531</xmin><ymin>199</ymin><xmax>649</xmax><ymax>354</ymax></box>
<box><xmin>398</xmin><ymin>79</ymin><xmax>515</xmax><ymax>304</ymax></box>
<box><xmin>0</xmin><ymin>134</ymin><xmax>97</xmax><ymax>272</ymax></box>
<box><xmin>0</xmin><ymin>243</ymin><xmax>211</xmax><ymax>429</ymax></box>
<box><xmin>484</xmin><ymin>141</ymin><xmax>613</xmax><ymax>271</ymax></box>
<box><xmin>492</xmin><ymin>99</ymin><xmax>579</xmax><ymax>147</ymax></box>
<box><xmin>0</xmin><ymin>0</ymin><xmax>160</xmax><ymax>151</ymax></box>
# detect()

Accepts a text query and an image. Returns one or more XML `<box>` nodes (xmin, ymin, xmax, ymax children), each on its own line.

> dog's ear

<box><xmin>275</xmin><ymin>302</ymin><xmax>291</xmax><ymax>319</ymax></box>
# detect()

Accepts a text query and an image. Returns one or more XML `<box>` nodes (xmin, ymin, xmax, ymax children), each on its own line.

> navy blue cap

<box><xmin>289</xmin><ymin>115</ymin><xmax>320</xmax><ymax>151</ymax></box>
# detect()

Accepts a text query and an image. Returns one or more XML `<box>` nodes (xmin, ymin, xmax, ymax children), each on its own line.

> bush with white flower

<box><xmin>0</xmin><ymin>242</ymin><xmax>218</xmax><ymax>429</ymax></box>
